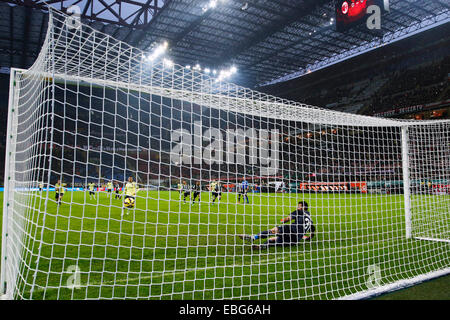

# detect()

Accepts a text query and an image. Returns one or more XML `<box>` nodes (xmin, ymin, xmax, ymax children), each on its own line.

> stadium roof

<box><xmin>0</xmin><ymin>0</ymin><xmax>449</xmax><ymax>88</ymax></box>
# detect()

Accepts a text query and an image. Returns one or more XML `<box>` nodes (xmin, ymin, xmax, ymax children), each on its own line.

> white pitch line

<box><xmin>28</xmin><ymin>237</ymin><xmax>407</xmax><ymax>294</ymax></box>
<box><xmin>29</xmin><ymin>250</ymin><xmax>304</xmax><ymax>293</ymax></box>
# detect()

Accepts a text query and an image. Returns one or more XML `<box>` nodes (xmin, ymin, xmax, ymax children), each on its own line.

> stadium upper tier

<box><xmin>24</xmin><ymin>10</ymin><xmax>448</xmax><ymax>128</ymax></box>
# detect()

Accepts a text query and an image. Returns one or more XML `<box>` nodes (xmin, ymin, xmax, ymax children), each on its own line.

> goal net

<box><xmin>1</xmin><ymin>10</ymin><xmax>449</xmax><ymax>300</ymax></box>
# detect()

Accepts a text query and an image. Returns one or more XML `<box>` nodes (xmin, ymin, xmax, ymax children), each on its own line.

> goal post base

<box><xmin>338</xmin><ymin>268</ymin><xmax>450</xmax><ymax>300</ymax></box>
<box><xmin>414</xmin><ymin>237</ymin><xmax>450</xmax><ymax>244</ymax></box>
<box><xmin>0</xmin><ymin>294</ymin><xmax>11</xmax><ymax>300</ymax></box>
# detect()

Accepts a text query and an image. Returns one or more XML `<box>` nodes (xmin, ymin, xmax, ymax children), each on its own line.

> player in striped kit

<box><xmin>182</xmin><ymin>180</ymin><xmax>191</xmax><ymax>204</ymax></box>
<box><xmin>191</xmin><ymin>181</ymin><xmax>202</xmax><ymax>205</ymax></box>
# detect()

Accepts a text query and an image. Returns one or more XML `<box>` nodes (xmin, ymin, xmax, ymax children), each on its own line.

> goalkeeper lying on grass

<box><xmin>238</xmin><ymin>201</ymin><xmax>315</xmax><ymax>250</ymax></box>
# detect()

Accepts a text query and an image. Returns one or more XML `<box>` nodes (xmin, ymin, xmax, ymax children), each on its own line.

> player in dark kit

<box><xmin>191</xmin><ymin>181</ymin><xmax>202</xmax><ymax>205</ymax></box>
<box><xmin>114</xmin><ymin>181</ymin><xmax>121</xmax><ymax>199</ymax></box>
<box><xmin>238</xmin><ymin>201</ymin><xmax>315</xmax><ymax>250</ymax></box>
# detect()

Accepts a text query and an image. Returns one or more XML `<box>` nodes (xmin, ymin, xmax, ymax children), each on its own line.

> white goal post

<box><xmin>1</xmin><ymin>9</ymin><xmax>449</xmax><ymax>300</ymax></box>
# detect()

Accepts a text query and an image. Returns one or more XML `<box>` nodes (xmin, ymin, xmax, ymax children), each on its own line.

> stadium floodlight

<box><xmin>163</xmin><ymin>58</ymin><xmax>174</xmax><ymax>68</ymax></box>
<box><xmin>0</xmin><ymin>9</ymin><xmax>449</xmax><ymax>300</ymax></box>
<box><xmin>216</xmin><ymin>66</ymin><xmax>237</xmax><ymax>81</ymax></box>
<box><xmin>147</xmin><ymin>41</ymin><xmax>168</xmax><ymax>61</ymax></box>
<box><xmin>202</xmin><ymin>0</ymin><xmax>217</xmax><ymax>12</ymax></box>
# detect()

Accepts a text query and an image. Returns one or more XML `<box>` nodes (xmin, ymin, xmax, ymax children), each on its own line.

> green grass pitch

<box><xmin>0</xmin><ymin>190</ymin><xmax>448</xmax><ymax>300</ymax></box>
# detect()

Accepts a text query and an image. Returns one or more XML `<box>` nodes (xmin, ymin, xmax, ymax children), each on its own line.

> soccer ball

<box><xmin>124</xmin><ymin>197</ymin><xmax>135</xmax><ymax>208</ymax></box>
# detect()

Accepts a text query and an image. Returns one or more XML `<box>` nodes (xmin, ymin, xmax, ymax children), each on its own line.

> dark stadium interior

<box><xmin>261</xmin><ymin>22</ymin><xmax>450</xmax><ymax>117</ymax></box>
<box><xmin>24</xmin><ymin>85</ymin><xmax>408</xmax><ymax>189</ymax></box>
<box><xmin>0</xmin><ymin>1</ymin><xmax>449</xmax><ymax>187</ymax></box>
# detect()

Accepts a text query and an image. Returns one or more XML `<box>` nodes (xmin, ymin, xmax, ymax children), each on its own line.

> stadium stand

<box><xmin>261</xmin><ymin>24</ymin><xmax>450</xmax><ymax>119</ymax></box>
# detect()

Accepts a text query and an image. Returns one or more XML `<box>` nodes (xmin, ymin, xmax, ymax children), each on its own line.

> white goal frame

<box><xmin>1</xmin><ymin>9</ymin><xmax>449</xmax><ymax>300</ymax></box>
